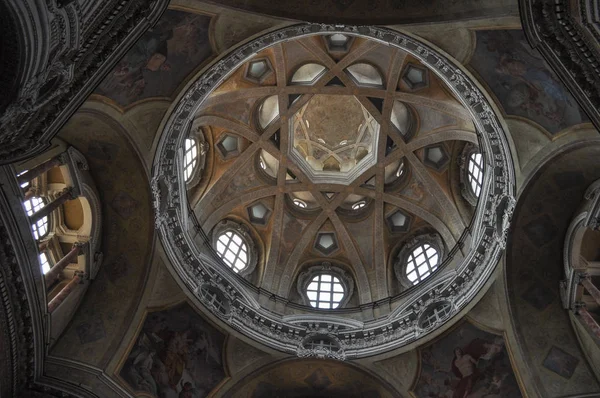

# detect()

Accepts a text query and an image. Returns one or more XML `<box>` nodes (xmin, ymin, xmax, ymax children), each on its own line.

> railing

<box><xmin>187</xmin><ymin>194</ymin><xmax>478</xmax><ymax>316</ymax></box>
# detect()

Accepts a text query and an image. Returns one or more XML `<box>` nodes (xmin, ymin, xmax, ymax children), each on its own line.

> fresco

<box><xmin>413</xmin><ymin>321</ymin><xmax>522</xmax><ymax>398</ymax></box>
<box><xmin>469</xmin><ymin>30</ymin><xmax>587</xmax><ymax>135</ymax></box>
<box><xmin>96</xmin><ymin>10</ymin><xmax>212</xmax><ymax>107</ymax></box>
<box><xmin>120</xmin><ymin>303</ymin><xmax>226</xmax><ymax>397</ymax></box>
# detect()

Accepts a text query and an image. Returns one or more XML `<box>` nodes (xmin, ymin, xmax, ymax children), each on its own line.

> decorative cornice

<box><xmin>520</xmin><ymin>0</ymin><xmax>600</xmax><ymax>130</ymax></box>
<box><xmin>0</xmin><ymin>166</ymin><xmax>86</xmax><ymax>397</ymax></box>
<box><xmin>151</xmin><ymin>24</ymin><xmax>516</xmax><ymax>359</ymax></box>
<box><xmin>0</xmin><ymin>0</ymin><xmax>170</xmax><ymax>164</ymax></box>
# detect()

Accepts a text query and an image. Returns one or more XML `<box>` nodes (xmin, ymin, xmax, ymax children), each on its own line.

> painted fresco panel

<box><xmin>413</xmin><ymin>322</ymin><xmax>522</xmax><ymax>398</ymax></box>
<box><xmin>120</xmin><ymin>303</ymin><xmax>226</xmax><ymax>397</ymax></box>
<box><xmin>469</xmin><ymin>30</ymin><xmax>587</xmax><ymax>135</ymax></box>
<box><xmin>96</xmin><ymin>10</ymin><xmax>212</xmax><ymax>107</ymax></box>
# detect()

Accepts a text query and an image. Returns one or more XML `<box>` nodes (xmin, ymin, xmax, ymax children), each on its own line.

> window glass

<box><xmin>406</xmin><ymin>243</ymin><xmax>439</xmax><ymax>285</ymax></box>
<box><xmin>183</xmin><ymin>138</ymin><xmax>198</xmax><ymax>182</ymax></box>
<box><xmin>467</xmin><ymin>152</ymin><xmax>483</xmax><ymax>197</ymax></box>
<box><xmin>39</xmin><ymin>252</ymin><xmax>51</xmax><ymax>274</ymax></box>
<box><xmin>215</xmin><ymin>231</ymin><xmax>248</xmax><ymax>273</ymax></box>
<box><xmin>24</xmin><ymin>197</ymin><xmax>48</xmax><ymax>240</ymax></box>
<box><xmin>306</xmin><ymin>274</ymin><xmax>345</xmax><ymax>309</ymax></box>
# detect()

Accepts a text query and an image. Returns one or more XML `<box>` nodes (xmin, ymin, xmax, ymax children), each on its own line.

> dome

<box><xmin>152</xmin><ymin>26</ymin><xmax>515</xmax><ymax>359</ymax></box>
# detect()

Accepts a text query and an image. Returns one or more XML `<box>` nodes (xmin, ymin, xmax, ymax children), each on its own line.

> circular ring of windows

<box><xmin>394</xmin><ymin>234</ymin><xmax>445</xmax><ymax>288</ymax></box>
<box><xmin>297</xmin><ymin>263</ymin><xmax>354</xmax><ymax>309</ymax></box>
<box><xmin>211</xmin><ymin>220</ymin><xmax>258</xmax><ymax>276</ymax></box>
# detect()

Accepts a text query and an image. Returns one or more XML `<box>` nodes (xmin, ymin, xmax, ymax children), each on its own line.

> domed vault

<box><xmin>152</xmin><ymin>25</ymin><xmax>515</xmax><ymax>359</ymax></box>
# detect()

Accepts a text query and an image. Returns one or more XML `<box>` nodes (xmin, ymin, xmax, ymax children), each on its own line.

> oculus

<box><xmin>289</xmin><ymin>94</ymin><xmax>380</xmax><ymax>185</ymax></box>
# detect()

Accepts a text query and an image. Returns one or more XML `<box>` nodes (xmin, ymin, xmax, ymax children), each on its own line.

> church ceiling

<box><xmin>468</xmin><ymin>30</ymin><xmax>589</xmax><ymax>136</ymax></box>
<box><xmin>507</xmin><ymin>144</ymin><xmax>600</xmax><ymax>396</ymax></box>
<box><xmin>191</xmin><ymin>34</ymin><xmax>478</xmax><ymax>302</ymax></box>
<box><xmin>94</xmin><ymin>9</ymin><xmax>214</xmax><ymax>108</ymax></box>
<box><xmin>13</xmin><ymin>2</ymin><xmax>596</xmax><ymax>398</ymax></box>
<box><xmin>203</xmin><ymin>0</ymin><xmax>518</xmax><ymax>25</ymax></box>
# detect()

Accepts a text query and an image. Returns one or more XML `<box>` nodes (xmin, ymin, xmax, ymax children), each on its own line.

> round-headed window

<box><xmin>467</xmin><ymin>152</ymin><xmax>483</xmax><ymax>197</ymax></box>
<box><xmin>305</xmin><ymin>273</ymin><xmax>345</xmax><ymax>309</ymax></box>
<box><xmin>406</xmin><ymin>243</ymin><xmax>439</xmax><ymax>285</ymax></box>
<box><xmin>24</xmin><ymin>196</ymin><xmax>48</xmax><ymax>240</ymax></box>
<box><xmin>183</xmin><ymin>138</ymin><xmax>198</xmax><ymax>182</ymax></box>
<box><xmin>215</xmin><ymin>230</ymin><xmax>248</xmax><ymax>273</ymax></box>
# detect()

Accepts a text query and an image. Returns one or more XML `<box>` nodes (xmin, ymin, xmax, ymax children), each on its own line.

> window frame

<box><xmin>460</xmin><ymin>143</ymin><xmax>484</xmax><ymax>206</ymax></box>
<box><xmin>183</xmin><ymin>137</ymin><xmax>199</xmax><ymax>183</ymax></box>
<box><xmin>24</xmin><ymin>196</ymin><xmax>50</xmax><ymax>240</ymax></box>
<box><xmin>211</xmin><ymin>220</ymin><xmax>258</xmax><ymax>277</ymax></box>
<box><xmin>182</xmin><ymin>126</ymin><xmax>208</xmax><ymax>187</ymax></box>
<box><xmin>297</xmin><ymin>263</ymin><xmax>354</xmax><ymax>310</ymax></box>
<box><xmin>394</xmin><ymin>234</ymin><xmax>445</xmax><ymax>289</ymax></box>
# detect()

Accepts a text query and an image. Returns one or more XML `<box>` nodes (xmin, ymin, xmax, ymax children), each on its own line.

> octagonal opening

<box><xmin>289</xmin><ymin>94</ymin><xmax>380</xmax><ymax>185</ymax></box>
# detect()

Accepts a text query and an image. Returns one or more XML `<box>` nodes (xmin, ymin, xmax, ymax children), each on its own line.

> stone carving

<box><xmin>297</xmin><ymin>333</ymin><xmax>346</xmax><ymax>361</ymax></box>
<box><xmin>152</xmin><ymin>25</ymin><xmax>516</xmax><ymax>359</ymax></box>
<box><xmin>520</xmin><ymin>0</ymin><xmax>600</xmax><ymax>129</ymax></box>
<box><xmin>0</xmin><ymin>0</ymin><xmax>170</xmax><ymax>163</ymax></box>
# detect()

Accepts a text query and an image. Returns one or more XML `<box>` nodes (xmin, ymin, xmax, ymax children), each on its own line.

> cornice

<box><xmin>0</xmin><ymin>0</ymin><xmax>170</xmax><ymax>164</ymax></box>
<box><xmin>520</xmin><ymin>0</ymin><xmax>600</xmax><ymax>130</ymax></box>
<box><xmin>152</xmin><ymin>24</ymin><xmax>517</xmax><ymax>359</ymax></box>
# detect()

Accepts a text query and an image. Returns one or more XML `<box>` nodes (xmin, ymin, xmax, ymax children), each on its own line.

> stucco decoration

<box><xmin>152</xmin><ymin>24</ymin><xmax>516</xmax><ymax>359</ymax></box>
<box><xmin>0</xmin><ymin>0</ymin><xmax>169</xmax><ymax>163</ymax></box>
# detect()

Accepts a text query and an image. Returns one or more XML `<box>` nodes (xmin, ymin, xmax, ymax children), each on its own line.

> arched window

<box><xmin>291</xmin><ymin>63</ymin><xmax>327</xmax><ymax>85</ymax></box>
<box><xmin>395</xmin><ymin>234</ymin><xmax>444</xmax><ymax>287</ymax></box>
<box><xmin>24</xmin><ymin>196</ymin><xmax>48</xmax><ymax>240</ymax></box>
<box><xmin>345</xmin><ymin>63</ymin><xmax>383</xmax><ymax>87</ymax></box>
<box><xmin>215</xmin><ymin>230</ymin><xmax>248</xmax><ymax>273</ymax></box>
<box><xmin>183</xmin><ymin>138</ymin><xmax>198</xmax><ymax>182</ymax></box>
<box><xmin>406</xmin><ymin>243</ymin><xmax>439</xmax><ymax>285</ymax></box>
<box><xmin>460</xmin><ymin>144</ymin><xmax>484</xmax><ymax>206</ymax></box>
<box><xmin>305</xmin><ymin>273</ymin><xmax>345</xmax><ymax>309</ymax></box>
<box><xmin>467</xmin><ymin>152</ymin><xmax>484</xmax><ymax>197</ymax></box>
<box><xmin>39</xmin><ymin>252</ymin><xmax>51</xmax><ymax>274</ymax></box>
<box><xmin>258</xmin><ymin>95</ymin><xmax>279</xmax><ymax>129</ymax></box>
<box><xmin>211</xmin><ymin>220</ymin><xmax>258</xmax><ymax>276</ymax></box>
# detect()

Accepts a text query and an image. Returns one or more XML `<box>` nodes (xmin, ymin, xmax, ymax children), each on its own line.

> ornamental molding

<box><xmin>0</xmin><ymin>166</ymin><xmax>98</xmax><ymax>397</ymax></box>
<box><xmin>152</xmin><ymin>24</ymin><xmax>516</xmax><ymax>359</ymax></box>
<box><xmin>520</xmin><ymin>0</ymin><xmax>600</xmax><ymax>130</ymax></box>
<box><xmin>0</xmin><ymin>0</ymin><xmax>170</xmax><ymax>164</ymax></box>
